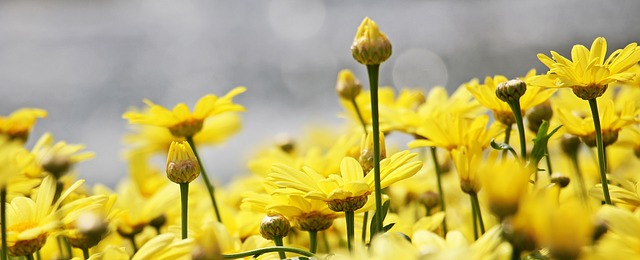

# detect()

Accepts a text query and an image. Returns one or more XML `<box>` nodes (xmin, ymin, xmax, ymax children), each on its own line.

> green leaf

<box><xmin>369</xmin><ymin>200</ymin><xmax>392</xmax><ymax>241</ymax></box>
<box><xmin>490</xmin><ymin>139</ymin><xmax>519</xmax><ymax>160</ymax></box>
<box><xmin>383</xmin><ymin>223</ymin><xmax>395</xmax><ymax>232</ymax></box>
<box><xmin>528</xmin><ymin>121</ymin><xmax>562</xmax><ymax>169</ymax></box>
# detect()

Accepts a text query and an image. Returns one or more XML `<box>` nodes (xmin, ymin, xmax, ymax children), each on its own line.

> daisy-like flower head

<box><xmin>131</xmin><ymin>233</ymin><xmax>194</xmax><ymax>260</ymax></box>
<box><xmin>408</xmin><ymin>114</ymin><xmax>502</xmax><ymax>151</ymax></box>
<box><xmin>556</xmin><ymin>98</ymin><xmax>637</xmax><ymax>147</ymax></box>
<box><xmin>351</xmin><ymin>17</ymin><xmax>392</xmax><ymax>65</ymax></box>
<box><xmin>0</xmin><ymin>108</ymin><xmax>47</xmax><ymax>142</ymax></box>
<box><xmin>450</xmin><ymin>142</ymin><xmax>484</xmax><ymax>194</ymax></box>
<box><xmin>268</xmin><ymin>150</ymin><xmax>422</xmax><ymax>212</ymax></box>
<box><xmin>31</xmin><ymin>132</ymin><xmax>95</xmax><ymax>179</ymax></box>
<box><xmin>482</xmin><ymin>159</ymin><xmax>531</xmax><ymax>219</ymax></box>
<box><xmin>5</xmin><ymin>175</ymin><xmax>84</xmax><ymax>257</ymax></box>
<box><xmin>122</xmin><ymin>87</ymin><xmax>246</xmax><ymax>138</ymax></box>
<box><xmin>531</xmin><ymin>37</ymin><xmax>640</xmax><ymax>100</ymax></box>
<box><xmin>465</xmin><ymin>70</ymin><xmax>556</xmax><ymax>126</ymax></box>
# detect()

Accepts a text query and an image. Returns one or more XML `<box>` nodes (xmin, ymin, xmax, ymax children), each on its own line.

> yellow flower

<box><xmin>409</xmin><ymin>114</ymin><xmax>502</xmax><ymax>151</ymax></box>
<box><xmin>268</xmin><ymin>151</ymin><xmax>422</xmax><ymax>211</ymax></box>
<box><xmin>31</xmin><ymin>132</ymin><xmax>95</xmax><ymax>179</ymax></box>
<box><xmin>166</xmin><ymin>141</ymin><xmax>200</xmax><ymax>184</ymax></box>
<box><xmin>131</xmin><ymin>233</ymin><xmax>194</xmax><ymax>260</ymax></box>
<box><xmin>531</xmin><ymin>37</ymin><xmax>640</xmax><ymax>100</ymax></box>
<box><xmin>57</xmin><ymin>194</ymin><xmax>119</xmax><ymax>250</ymax></box>
<box><xmin>593</xmin><ymin>205</ymin><xmax>640</xmax><ymax>258</ymax></box>
<box><xmin>0</xmin><ymin>136</ymin><xmax>40</xmax><ymax>191</ymax></box>
<box><xmin>336</xmin><ymin>69</ymin><xmax>363</xmax><ymax>100</ymax></box>
<box><xmin>413</xmin><ymin>227</ymin><xmax>511</xmax><ymax>259</ymax></box>
<box><xmin>5</xmin><ymin>175</ymin><xmax>84</xmax><ymax>256</ymax></box>
<box><xmin>122</xmin><ymin>87</ymin><xmax>246</xmax><ymax>138</ymax></box>
<box><xmin>590</xmin><ymin>174</ymin><xmax>640</xmax><ymax>210</ymax></box>
<box><xmin>465</xmin><ymin>70</ymin><xmax>556</xmax><ymax>125</ymax></box>
<box><xmin>0</xmin><ymin>108</ymin><xmax>47</xmax><ymax>142</ymax></box>
<box><xmin>556</xmin><ymin>98</ymin><xmax>637</xmax><ymax>147</ymax></box>
<box><xmin>450</xmin><ymin>142</ymin><xmax>484</xmax><ymax>194</ymax></box>
<box><xmin>482</xmin><ymin>159</ymin><xmax>531</xmax><ymax>218</ymax></box>
<box><xmin>351</xmin><ymin>17</ymin><xmax>392</xmax><ymax>65</ymax></box>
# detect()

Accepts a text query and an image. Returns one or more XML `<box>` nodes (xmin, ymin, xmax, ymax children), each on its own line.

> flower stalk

<box><xmin>222</xmin><ymin>246</ymin><xmax>315</xmax><ymax>259</ymax></box>
<box><xmin>345</xmin><ymin>210</ymin><xmax>355</xmax><ymax>251</ymax></box>
<box><xmin>185</xmin><ymin>136</ymin><xmax>223</xmax><ymax>222</ymax></box>
<box><xmin>308</xmin><ymin>230</ymin><xmax>318</xmax><ymax>254</ymax></box>
<box><xmin>470</xmin><ymin>192</ymin><xmax>485</xmax><ymax>237</ymax></box>
<box><xmin>430</xmin><ymin>147</ymin><xmax>448</xmax><ymax>235</ymax></box>
<box><xmin>588</xmin><ymin>99</ymin><xmax>612</xmax><ymax>205</ymax></box>
<box><xmin>1</xmin><ymin>187</ymin><xmax>7</xmax><ymax>260</ymax></box>
<box><xmin>180</xmin><ymin>183</ymin><xmax>189</xmax><ymax>239</ymax></box>
<box><xmin>366</xmin><ymin>64</ymin><xmax>384</xmax><ymax>236</ymax></box>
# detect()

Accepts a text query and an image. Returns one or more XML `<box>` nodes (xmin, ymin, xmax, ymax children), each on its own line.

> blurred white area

<box><xmin>1</xmin><ymin>0</ymin><xmax>639</xmax><ymax>186</ymax></box>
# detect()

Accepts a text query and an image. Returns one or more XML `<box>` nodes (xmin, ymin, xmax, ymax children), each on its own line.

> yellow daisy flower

<box><xmin>408</xmin><ymin>114</ymin><xmax>502</xmax><ymax>151</ymax></box>
<box><xmin>122</xmin><ymin>87</ymin><xmax>246</xmax><ymax>138</ymax></box>
<box><xmin>0</xmin><ymin>108</ymin><xmax>47</xmax><ymax>142</ymax></box>
<box><xmin>465</xmin><ymin>70</ymin><xmax>556</xmax><ymax>126</ymax></box>
<box><xmin>593</xmin><ymin>205</ymin><xmax>640</xmax><ymax>258</ymax></box>
<box><xmin>531</xmin><ymin>37</ymin><xmax>640</xmax><ymax>100</ymax></box>
<box><xmin>0</xmin><ymin>136</ymin><xmax>41</xmax><ymax>197</ymax></box>
<box><xmin>31</xmin><ymin>132</ymin><xmax>95</xmax><ymax>179</ymax></box>
<box><xmin>131</xmin><ymin>233</ymin><xmax>194</xmax><ymax>260</ymax></box>
<box><xmin>5</xmin><ymin>175</ymin><xmax>84</xmax><ymax>257</ymax></box>
<box><xmin>268</xmin><ymin>151</ymin><xmax>422</xmax><ymax>212</ymax></box>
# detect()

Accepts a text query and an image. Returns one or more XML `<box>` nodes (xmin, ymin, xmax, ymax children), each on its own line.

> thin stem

<box><xmin>570</xmin><ymin>154</ymin><xmax>588</xmax><ymax>202</ymax></box>
<box><xmin>222</xmin><ymin>246</ymin><xmax>315</xmax><ymax>259</ymax></box>
<box><xmin>588</xmin><ymin>99</ymin><xmax>612</xmax><ymax>205</ymax></box>
<box><xmin>186</xmin><ymin>136</ymin><xmax>223</xmax><ymax>222</ymax></box>
<box><xmin>129</xmin><ymin>236</ymin><xmax>138</xmax><ymax>254</ymax></box>
<box><xmin>502</xmin><ymin>124</ymin><xmax>512</xmax><ymax>160</ymax></box>
<box><xmin>180</xmin><ymin>183</ymin><xmax>189</xmax><ymax>239</ymax></box>
<box><xmin>82</xmin><ymin>248</ymin><xmax>90</xmax><ymax>260</ymax></box>
<box><xmin>26</xmin><ymin>254</ymin><xmax>34</xmax><ymax>260</ymax></box>
<box><xmin>471</xmin><ymin>198</ymin><xmax>478</xmax><ymax>240</ymax></box>
<box><xmin>544</xmin><ymin>147</ymin><xmax>553</xmax><ymax>175</ymax></box>
<box><xmin>322</xmin><ymin>230</ymin><xmax>330</xmax><ymax>253</ymax></box>
<box><xmin>273</xmin><ymin>236</ymin><xmax>286</xmax><ymax>259</ymax></box>
<box><xmin>366</xmin><ymin>64</ymin><xmax>384</xmax><ymax>235</ymax></box>
<box><xmin>429</xmin><ymin>147</ymin><xmax>448</xmax><ymax>235</ymax></box>
<box><xmin>508</xmin><ymin>101</ymin><xmax>527</xmax><ymax>159</ymax></box>
<box><xmin>470</xmin><ymin>192</ymin><xmax>485</xmax><ymax>235</ymax></box>
<box><xmin>308</xmin><ymin>231</ymin><xmax>318</xmax><ymax>254</ymax></box>
<box><xmin>350</xmin><ymin>98</ymin><xmax>368</xmax><ymax>134</ymax></box>
<box><xmin>1</xmin><ymin>188</ymin><xmax>7</xmax><ymax>260</ymax></box>
<box><xmin>360</xmin><ymin>211</ymin><xmax>368</xmax><ymax>243</ymax></box>
<box><xmin>345</xmin><ymin>211</ymin><xmax>355</xmax><ymax>251</ymax></box>
<box><xmin>425</xmin><ymin>205</ymin><xmax>431</xmax><ymax>217</ymax></box>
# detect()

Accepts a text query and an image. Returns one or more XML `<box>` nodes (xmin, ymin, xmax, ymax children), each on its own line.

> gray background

<box><xmin>1</xmin><ymin>0</ymin><xmax>639</xmax><ymax>186</ymax></box>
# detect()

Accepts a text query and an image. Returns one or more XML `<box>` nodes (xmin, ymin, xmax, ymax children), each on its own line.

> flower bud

<box><xmin>560</xmin><ymin>135</ymin><xmax>581</xmax><ymax>157</ymax></box>
<box><xmin>67</xmin><ymin>212</ymin><xmax>110</xmax><ymax>250</ymax></box>
<box><xmin>351</xmin><ymin>17</ymin><xmax>392</xmax><ymax>65</ymax></box>
<box><xmin>260</xmin><ymin>214</ymin><xmax>291</xmax><ymax>240</ymax></box>
<box><xmin>274</xmin><ymin>133</ymin><xmax>295</xmax><ymax>154</ymax></box>
<box><xmin>336</xmin><ymin>69</ymin><xmax>363</xmax><ymax>100</ymax></box>
<box><xmin>359</xmin><ymin>132</ymin><xmax>386</xmax><ymax>173</ymax></box>
<box><xmin>550</xmin><ymin>173</ymin><xmax>570</xmax><ymax>188</ymax></box>
<box><xmin>526</xmin><ymin>101</ymin><xmax>553</xmax><ymax>133</ymax></box>
<box><xmin>419</xmin><ymin>191</ymin><xmax>440</xmax><ymax>210</ymax></box>
<box><xmin>496</xmin><ymin>79</ymin><xmax>527</xmax><ymax>103</ymax></box>
<box><xmin>166</xmin><ymin>141</ymin><xmax>200</xmax><ymax>184</ymax></box>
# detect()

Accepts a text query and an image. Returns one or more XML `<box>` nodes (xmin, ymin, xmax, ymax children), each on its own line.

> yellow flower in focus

<box><xmin>122</xmin><ymin>87</ymin><xmax>246</xmax><ymax>138</ymax></box>
<box><xmin>351</xmin><ymin>17</ymin><xmax>392</xmax><ymax>65</ymax></box>
<box><xmin>531</xmin><ymin>37</ymin><xmax>640</xmax><ymax>100</ymax></box>
<box><xmin>268</xmin><ymin>151</ymin><xmax>422</xmax><ymax>212</ymax></box>
<box><xmin>409</xmin><ymin>114</ymin><xmax>502</xmax><ymax>151</ymax></box>
<box><xmin>31</xmin><ymin>132</ymin><xmax>95</xmax><ymax>179</ymax></box>
<box><xmin>166</xmin><ymin>141</ymin><xmax>200</xmax><ymax>184</ymax></box>
<box><xmin>5</xmin><ymin>175</ymin><xmax>84</xmax><ymax>257</ymax></box>
<box><xmin>131</xmin><ymin>233</ymin><xmax>194</xmax><ymax>260</ymax></box>
<box><xmin>465</xmin><ymin>70</ymin><xmax>556</xmax><ymax>126</ymax></box>
<box><xmin>556</xmin><ymin>98</ymin><xmax>637</xmax><ymax>147</ymax></box>
<box><xmin>0</xmin><ymin>108</ymin><xmax>47</xmax><ymax>142</ymax></box>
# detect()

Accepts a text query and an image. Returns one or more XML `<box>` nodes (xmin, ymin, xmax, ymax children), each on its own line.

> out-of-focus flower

<box><xmin>531</xmin><ymin>37</ymin><xmax>640</xmax><ymax>100</ymax></box>
<box><xmin>482</xmin><ymin>159</ymin><xmax>531</xmax><ymax>219</ymax></box>
<box><xmin>351</xmin><ymin>17</ymin><xmax>392</xmax><ymax>65</ymax></box>
<box><xmin>131</xmin><ymin>233</ymin><xmax>194</xmax><ymax>260</ymax></box>
<box><xmin>31</xmin><ymin>132</ymin><xmax>95</xmax><ymax>179</ymax></box>
<box><xmin>0</xmin><ymin>108</ymin><xmax>47</xmax><ymax>142</ymax></box>
<box><xmin>336</xmin><ymin>69</ymin><xmax>363</xmax><ymax>100</ymax></box>
<box><xmin>123</xmin><ymin>87</ymin><xmax>246</xmax><ymax>138</ymax></box>
<box><xmin>450</xmin><ymin>142</ymin><xmax>483</xmax><ymax>194</ymax></box>
<box><xmin>413</xmin><ymin>227</ymin><xmax>511</xmax><ymax>259</ymax></box>
<box><xmin>409</xmin><ymin>114</ymin><xmax>502</xmax><ymax>151</ymax></box>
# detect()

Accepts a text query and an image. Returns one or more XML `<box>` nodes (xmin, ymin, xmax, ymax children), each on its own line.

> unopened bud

<box><xmin>560</xmin><ymin>135</ymin><xmax>581</xmax><ymax>156</ymax></box>
<box><xmin>419</xmin><ymin>191</ymin><xmax>440</xmax><ymax>209</ymax></box>
<box><xmin>336</xmin><ymin>69</ymin><xmax>363</xmax><ymax>100</ymax></box>
<box><xmin>260</xmin><ymin>214</ymin><xmax>291</xmax><ymax>240</ymax></box>
<box><xmin>496</xmin><ymin>79</ymin><xmax>527</xmax><ymax>103</ymax></box>
<box><xmin>550</xmin><ymin>173</ymin><xmax>570</xmax><ymax>188</ymax></box>
<box><xmin>351</xmin><ymin>17</ymin><xmax>392</xmax><ymax>65</ymax></box>
<box><xmin>166</xmin><ymin>141</ymin><xmax>200</xmax><ymax>184</ymax></box>
<box><xmin>274</xmin><ymin>133</ymin><xmax>295</xmax><ymax>154</ymax></box>
<box><xmin>359</xmin><ymin>132</ymin><xmax>386</xmax><ymax>173</ymax></box>
<box><xmin>526</xmin><ymin>101</ymin><xmax>553</xmax><ymax>133</ymax></box>
<box><xmin>68</xmin><ymin>212</ymin><xmax>109</xmax><ymax>249</ymax></box>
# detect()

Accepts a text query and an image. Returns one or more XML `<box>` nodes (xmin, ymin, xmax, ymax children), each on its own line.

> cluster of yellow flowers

<box><xmin>1</xmin><ymin>17</ymin><xmax>640</xmax><ymax>260</ymax></box>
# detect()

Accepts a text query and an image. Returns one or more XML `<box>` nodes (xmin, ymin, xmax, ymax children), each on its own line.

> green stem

<box><xmin>1</xmin><ymin>188</ymin><xmax>7</xmax><ymax>260</ymax></box>
<box><xmin>222</xmin><ymin>246</ymin><xmax>315</xmax><ymax>259</ymax></box>
<box><xmin>425</xmin><ymin>205</ymin><xmax>431</xmax><ymax>217</ymax></box>
<box><xmin>470</xmin><ymin>192</ymin><xmax>485</xmax><ymax>235</ymax></box>
<box><xmin>273</xmin><ymin>236</ymin><xmax>286</xmax><ymax>259</ymax></box>
<box><xmin>570</xmin><ymin>154</ymin><xmax>588</xmax><ymax>202</ymax></box>
<box><xmin>350</xmin><ymin>98</ymin><xmax>368</xmax><ymax>134</ymax></box>
<box><xmin>508</xmin><ymin>101</ymin><xmax>527</xmax><ymax>160</ymax></box>
<box><xmin>588</xmin><ymin>99</ymin><xmax>612</xmax><ymax>205</ymax></box>
<box><xmin>129</xmin><ymin>235</ymin><xmax>138</xmax><ymax>254</ymax></box>
<box><xmin>471</xmin><ymin>197</ymin><xmax>478</xmax><ymax>240</ymax></box>
<box><xmin>502</xmin><ymin>124</ymin><xmax>512</xmax><ymax>160</ymax></box>
<box><xmin>345</xmin><ymin>211</ymin><xmax>355</xmax><ymax>251</ymax></box>
<box><xmin>26</xmin><ymin>254</ymin><xmax>34</xmax><ymax>260</ymax></box>
<box><xmin>186</xmin><ymin>136</ymin><xmax>223</xmax><ymax>222</ymax></box>
<box><xmin>361</xmin><ymin>211</ymin><xmax>368</xmax><ymax>243</ymax></box>
<box><xmin>180</xmin><ymin>183</ymin><xmax>189</xmax><ymax>239</ymax></box>
<box><xmin>366</xmin><ymin>64</ymin><xmax>384</xmax><ymax>236</ymax></box>
<box><xmin>308</xmin><ymin>231</ymin><xmax>317</xmax><ymax>254</ymax></box>
<box><xmin>544</xmin><ymin>147</ymin><xmax>553</xmax><ymax>175</ymax></box>
<box><xmin>82</xmin><ymin>248</ymin><xmax>90</xmax><ymax>260</ymax></box>
<box><xmin>429</xmin><ymin>147</ymin><xmax>448</xmax><ymax>235</ymax></box>
<box><xmin>322</xmin><ymin>231</ymin><xmax>330</xmax><ymax>253</ymax></box>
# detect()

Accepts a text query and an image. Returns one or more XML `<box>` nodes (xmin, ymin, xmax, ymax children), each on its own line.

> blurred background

<box><xmin>1</xmin><ymin>0</ymin><xmax>639</xmax><ymax>187</ymax></box>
